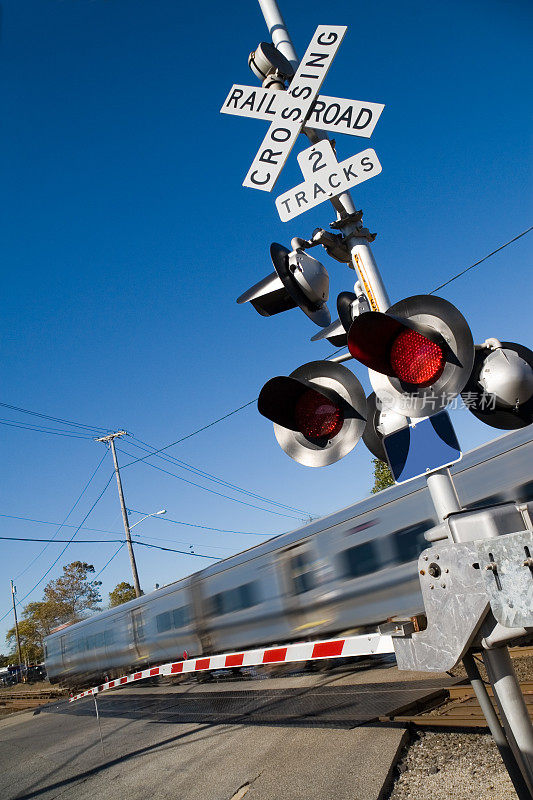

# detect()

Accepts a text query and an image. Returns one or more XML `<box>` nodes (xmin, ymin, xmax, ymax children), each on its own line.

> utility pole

<box><xmin>95</xmin><ymin>431</ymin><xmax>142</xmax><ymax>597</ymax></box>
<box><xmin>10</xmin><ymin>580</ymin><xmax>23</xmax><ymax>681</ymax></box>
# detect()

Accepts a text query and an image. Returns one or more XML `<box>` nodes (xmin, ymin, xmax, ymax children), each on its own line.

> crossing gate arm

<box><xmin>69</xmin><ymin>632</ymin><xmax>394</xmax><ymax>702</ymax></box>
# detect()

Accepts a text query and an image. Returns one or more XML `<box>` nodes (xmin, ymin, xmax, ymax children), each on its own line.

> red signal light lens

<box><xmin>390</xmin><ymin>329</ymin><xmax>445</xmax><ymax>386</ymax></box>
<box><xmin>294</xmin><ymin>389</ymin><xmax>344</xmax><ymax>439</ymax></box>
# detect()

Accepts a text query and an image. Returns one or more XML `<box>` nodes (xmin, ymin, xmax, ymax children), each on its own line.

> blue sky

<box><xmin>1</xmin><ymin>0</ymin><xmax>532</xmax><ymax>649</ymax></box>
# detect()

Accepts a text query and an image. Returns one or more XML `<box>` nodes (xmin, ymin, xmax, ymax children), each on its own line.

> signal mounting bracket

<box><xmin>330</xmin><ymin>210</ymin><xmax>377</xmax><ymax>244</ymax></box>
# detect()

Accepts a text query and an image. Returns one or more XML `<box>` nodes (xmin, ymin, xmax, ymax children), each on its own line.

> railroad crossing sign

<box><xmin>221</xmin><ymin>85</ymin><xmax>384</xmax><ymax>142</ymax></box>
<box><xmin>221</xmin><ymin>24</ymin><xmax>384</xmax><ymax>193</ymax></box>
<box><xmin>275</xmin><ymin>139</ymin><xmax>382</xmax><ymax>222</ymax></box>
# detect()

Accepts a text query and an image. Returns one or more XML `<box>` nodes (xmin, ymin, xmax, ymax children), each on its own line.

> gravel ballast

<box><xmin>387</xmin><ymin>730</ymin><xmax>518</xmax><ymax>800</ymax></box>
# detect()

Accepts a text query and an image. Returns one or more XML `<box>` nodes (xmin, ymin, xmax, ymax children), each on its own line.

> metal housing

<box><xmin>461</xmin><ymin>342</ymin><xmax>533</xmax><ymax>429</ymax></box>
<box><xmin>259</xmin><ymin>360</ymin><xmax>367</xmax><ymax>467</ymax></box>
<box><xmin>237</xmin><ymin>243</ymin><xmax>331</xmax><ymax>327</ymax></box>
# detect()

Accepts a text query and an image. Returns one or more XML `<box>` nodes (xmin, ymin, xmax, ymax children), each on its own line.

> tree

<box><xmin>43</xmin><ymin>561</ymin><xmax>101</xmax><ymax>620</ymax></box>
<box><xmin>371</xmin><ymin>458</ymin><xmax>395</xmax><ymax>493</ymax></box>
<box><xmin>109</xmin><ymin>582</ymin><xmax>136</xmax><ymax>607</ymax></box>
<box><xmin>6</xmin><ymin>618</ymin><xmax>43</xmax><ymax>663</ymax></box>
<box><xmin>4</xmin><ymin>562</ymin><xmax>102</xmax><ymax>662</ymax></box>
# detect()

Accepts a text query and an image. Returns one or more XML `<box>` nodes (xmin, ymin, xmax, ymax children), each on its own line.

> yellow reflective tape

<box><xmin>354</xmin><ymin>253</ymin><xmax>379</xmax><ymax>312</ymax></box>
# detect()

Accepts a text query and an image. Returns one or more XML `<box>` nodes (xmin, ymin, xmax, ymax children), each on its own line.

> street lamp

<box><xmin>122</xmin><ymin>509</ymin><xmax>166</xmax><ymax>597</ymax></box>
<box><xmin>129</xmin><ymin>509</ymin><xmax>167</xmax><ymax>530</ymax></box>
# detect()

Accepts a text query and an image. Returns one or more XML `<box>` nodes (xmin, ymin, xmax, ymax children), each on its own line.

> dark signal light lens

<box><xmin>294</xmin><ymin>389</ymin><xmax>344</xmax><ymax>439</ymax></box>
<box><xmin>390</xmin><ymin>329</ymin><xmax>445</xmax><ymax>386</ymax></box>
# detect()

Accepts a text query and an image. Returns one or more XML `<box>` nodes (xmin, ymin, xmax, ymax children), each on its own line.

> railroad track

<box><xmin>0</xmin><ymin>687</ymin><xmax>66</xmax><ymax>714</ymax></box>
<box><xmin>379</xmin><ymin>644</ymin><xmax>533</xmax><ymax>729</ymax></box>
<box><xmin>383</xmin><ymin>680</ymin><xmax>533</xmax><ymax>729</ymax></box>
<box><xmin>0</xmin><ymin>689</ymin><xmax>65</xmax><ymax>700</ymax></box>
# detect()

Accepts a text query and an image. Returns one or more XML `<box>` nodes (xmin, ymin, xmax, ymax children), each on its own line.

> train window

<box><xmin>156</xmin><ymin>612</ymin><xmax>172</xmax><ymax>633</ymax></box>
<box><xmin>104</xmin><ymin>630</ymin><xmax>114</xmax><ymax>646</ymax></box>
<box><xmin>288</xmin><ymin>552</ymin><xmax>315</xmax><ymax>594</ymax></box>
<box><xmin>340</xmin><ymin>541</ymin><xmax>379</xmax><ymax>579</ymax></box>
<box><xmin>157</xmin><ymin>605</ymin><xmax>191</xmax><ymax>631</ymax></box>
<box><xmin>210</xmin><ymin>594</ymin><xmax>223</xmax><ymax>616</ymax></box>
<box><xmin>172</xmin><ymin>606</ymin><xmax>190</xmax><ymax>629</ymax></box>
<box><xmin>391</xmin><ymin>521</ymin><xmax>431</xmax><ymax>563</ymax></box>
<box><xmin>208</xmin><ymin>583</ymin><xmax>259</xmax><ymax>615</ymax></box>
<box><xmin>238</xmin><ymin>583</ymin><xmax>257</xmax><ymax>609</ymax></box>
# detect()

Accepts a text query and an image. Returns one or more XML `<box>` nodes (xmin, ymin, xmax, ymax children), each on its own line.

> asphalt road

<box><xmin>0</xmin><ymin>662</ymin><xmax>454</xmax><ymax>800</ymax></box>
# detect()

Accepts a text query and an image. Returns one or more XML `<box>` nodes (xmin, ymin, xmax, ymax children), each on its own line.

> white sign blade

<box><xmin>221</xmin><ymin>85</ymin><xmax>384</xmax><ymax>141</ymax></box>
<box><xmin>243</xmin><ymin>24</ymin><xmax>347</xmax><ymax>192</ymax></box>
<box><xmin>275</xmin><ymin>147</ymin><xmax>382</xmax><ymax>222</ymax></box>
<box><xmin>304</xmin><ymin>95</ymin><xmax>385</xmax><ymax>139</ymax></box>
<box><xmin>220</xmin><ymin>85</ymin><xmax>278</xmax><ymax>121</ymax></box>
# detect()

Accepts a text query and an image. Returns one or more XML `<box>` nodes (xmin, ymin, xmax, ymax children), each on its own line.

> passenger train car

<box><xmin>45</xmin><ymin>426</ymin><xmax>533</xmax><ymax>688</ymax></box>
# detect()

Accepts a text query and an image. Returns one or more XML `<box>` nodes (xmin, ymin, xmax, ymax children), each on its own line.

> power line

<box><xmin>13</xmin><ymin>451</ymin><xmax>110</xmax><ymax>581</ymax></box>
<box><xmin>0</xmin><ymin>401</ymin><xmax>112</xmax><ymax>433</ymax></box>
<box><xmin>430</xmin><ymin>225</ymin><xmax>533</xmax><ymax>294</ymax></box>
<box><xmin>0</xmin><ymin>470</ymin><xmax>115</xmax><ymax>624</ymax></box>
<box><xmin>0</xmin><ymin>520</ymin><xmax>240</xmax><ymax>553</ymax></box>
<box><xmin>134</xmin><ymin>540</ymin><xmax>219</xmax><ymax>559</ymax></box>
<box><xmin>117</xmin><ymin>445</ymin><xmax>304</xmax><ymax>520</ymax></box>
<box><xmin>130</xmin><ymin>511</ymin><xmax>274</xmax><ymax>537</ymax></box>
<box><xmin>0</xmin><ymin>419</ymin><xmax>95</xmax><ymax>440</ymax></box>
<box><xmin>94</xmin><ymin>544</ymin><xmax>125</xmax><ymax>580</ymax></box>
<box><xmin>326</xmin><ymin>345</ymin><xmax>348</xmax><ymax>359</ymax></box>
<box><xmin>0</xmin><ymin>398</ymin><xmax>312</xmax><ymax>516</ymax></box>
<box><xmin>0</xmin><ymin>512</ymin><xmax>269</xmax><ymax>538</ymax></box>
<box><xmin>120</xmin><ymin>399</ymin><xmax>258</xmax><ymax>469</ymax></box>
<box><xmin>126</xmin><ymin>436</ymin><xmax>311</xmax><ymax>516</ymax></box>
<box><xmin>0</xmin><ymin>535</ymin><xmax>220</xmax><ymax>560</ymax></box>
<box><xmin>1</xmin><ymin>535</ymin><xmax>140</xmax><ymax>542</ymax></box>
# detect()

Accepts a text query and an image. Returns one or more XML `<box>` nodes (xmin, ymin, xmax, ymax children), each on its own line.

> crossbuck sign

<box><xmin>221</xmin><ymin>24</ymin><xmax>385</xmax><ymax>220</ymax></box>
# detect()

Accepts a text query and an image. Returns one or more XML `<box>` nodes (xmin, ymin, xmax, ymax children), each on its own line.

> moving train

<box><xmin>44</xmin><ymin>426</ymin><xmax>533</xmax><ymax>688</ymax></box>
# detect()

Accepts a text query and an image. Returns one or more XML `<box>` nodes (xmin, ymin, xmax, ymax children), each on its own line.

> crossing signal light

<box><xmin>257</xmin><ymin>361</ymin><xmax>367</xmax><ymax>466</ymax></box>
<box><xmin>347</xmin><ymin>295</ymin><xmax>475</xmax><ymax>418</ymax></box>
<box><xmin>237</xmin><ymin>243</ymin><xmax>331</xmax><ymax>327</ymax></box>
<box><xmin>461</xmin><ymin>341</ymin><xmax>533</xmax><ymax>429</ymax></box>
